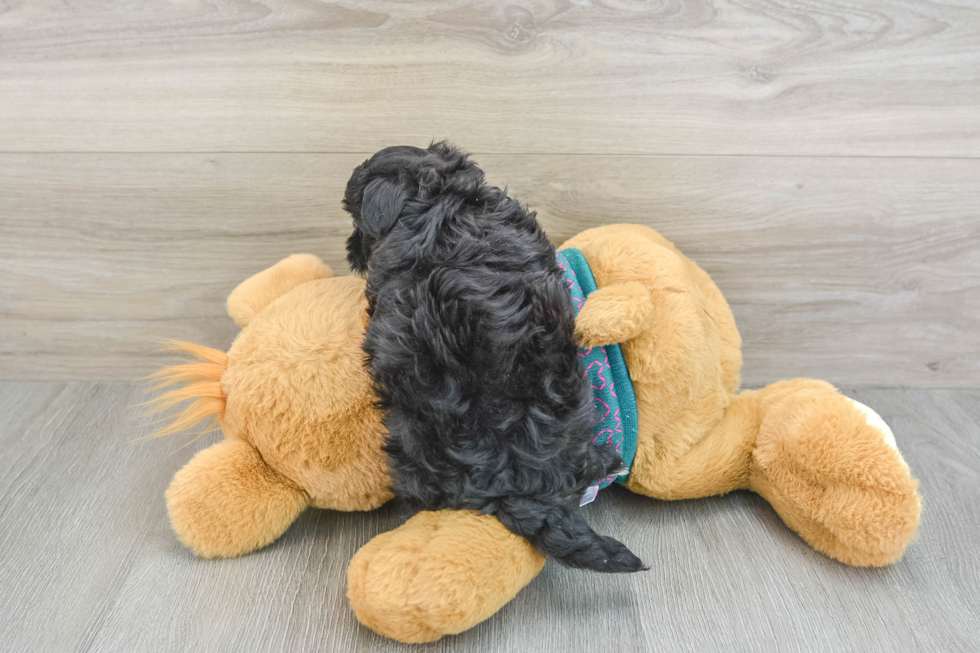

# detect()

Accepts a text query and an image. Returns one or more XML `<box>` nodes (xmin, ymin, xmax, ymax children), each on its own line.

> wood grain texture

<box><xmin>2</xmin><ymin>153</ymin><xmax>977</xmax><ymax>386</ymax></box>
<box><xmin>0</xmin><ymin>0</ymin><xmax>978</xmax><ymax>155</ymax></box>
<box><xmin>0</xmin><ymin>383</ymin><xmax>977</xmax><ymax>652</ymax></box>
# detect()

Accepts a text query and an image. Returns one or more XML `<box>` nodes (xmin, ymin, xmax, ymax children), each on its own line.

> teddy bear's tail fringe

<box><xmin>139</xmin><ymin>340</ymin><xmax>228</xmax><ymax>441</ymax></box>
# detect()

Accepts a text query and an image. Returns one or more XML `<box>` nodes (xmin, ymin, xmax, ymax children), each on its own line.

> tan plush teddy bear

<box><xmin>150</xmin><ymin>224</ymin><xmax>920</xmax><ymax>643</ymax></box>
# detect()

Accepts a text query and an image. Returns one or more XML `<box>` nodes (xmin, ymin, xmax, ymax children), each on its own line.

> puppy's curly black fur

<box><xmin>343</xmin><ymin>142</ymin><xmax>645</xmax><ymax>573</ymax></box>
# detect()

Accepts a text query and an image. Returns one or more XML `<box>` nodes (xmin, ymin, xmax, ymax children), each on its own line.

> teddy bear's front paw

<box><xmin>347</xmin><ymin>509</ymin><xmax>545</xmax><ymax>643</ymax></box>
<box><xmin>574</xmin><ymin>281</ymin><xmax>654</xmax><ymax>349</ymax></box>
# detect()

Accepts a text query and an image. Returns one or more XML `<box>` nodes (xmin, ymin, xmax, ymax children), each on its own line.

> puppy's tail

<box><xmin>496</xmin><ymin>500</ymin><xmax>646</xmax><ymax>573</ymax></box>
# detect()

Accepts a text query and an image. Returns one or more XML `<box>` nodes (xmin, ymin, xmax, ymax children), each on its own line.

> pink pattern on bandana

<box><xmin>557</xmin><ymin>254</ymin><xmax>625</xmax><ymax>494</ymax></box>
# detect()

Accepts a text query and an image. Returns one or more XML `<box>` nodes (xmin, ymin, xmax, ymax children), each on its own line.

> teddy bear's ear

<box><xmin>359</xmin><ymin>177</ymin><xmax>411</xmax><ymax>239</ymax></box>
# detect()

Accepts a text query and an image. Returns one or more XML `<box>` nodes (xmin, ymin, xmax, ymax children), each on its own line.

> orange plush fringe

<box><xmin>141</xmin><ymin>341</ymin><xmax>228</xmax><ymax>440</ymax></box>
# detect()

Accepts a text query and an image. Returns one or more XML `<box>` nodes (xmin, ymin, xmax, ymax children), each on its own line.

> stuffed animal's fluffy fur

<box><xmin>342</xmin><ymin>143</ymin><xmax>644</xmax><ymax>573</ymax></box>
<box><xmin>154</xmin><ymin>224</ymin><xmax>921</xmax><ymax>643</ymax></box>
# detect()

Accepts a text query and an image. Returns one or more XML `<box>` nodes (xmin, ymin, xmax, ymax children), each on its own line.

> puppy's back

<box><xmin>344</xmin><ymin>142</ymin><xmax>645</xmax><ymax>573</ymax></box>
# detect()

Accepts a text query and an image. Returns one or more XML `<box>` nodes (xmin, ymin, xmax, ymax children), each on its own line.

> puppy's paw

<box><xmin>583</xmin><ymin>444</ymin><xmax>628</xmax><ymax>483</ymax></box>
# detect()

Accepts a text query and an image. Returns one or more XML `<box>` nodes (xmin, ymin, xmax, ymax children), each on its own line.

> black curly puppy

<box><xmin>343</xmin><ymin>142</ymin><xmax>645</xmax><ymax>573</ymax></box>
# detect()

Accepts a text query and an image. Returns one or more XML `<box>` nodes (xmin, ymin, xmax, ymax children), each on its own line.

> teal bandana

<box><xmin>555</xmin><ymin>248</ymin><xmax>639</xmax><ymax>505</ymax></box>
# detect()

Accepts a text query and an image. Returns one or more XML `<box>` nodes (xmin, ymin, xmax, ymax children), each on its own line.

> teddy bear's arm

<box><xmin>226</xmin><ymin>254</ymin><xmax>333</xmax><ymax>327</ymax></box>
<box><xmin>574</xmin><ymin>281</ymin><xmax>654</xmax><ymax>349</ymax></box>
<box><xmin>347</xmin><ymin>510</ymin><xmax>545</xmax><ymax>643</ymax></box>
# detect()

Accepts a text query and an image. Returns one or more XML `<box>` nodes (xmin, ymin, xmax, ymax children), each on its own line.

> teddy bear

<box><xmin>149</xmin><ymin>224</ymin><xmax>921</xmax><ymax>643</ymax></box>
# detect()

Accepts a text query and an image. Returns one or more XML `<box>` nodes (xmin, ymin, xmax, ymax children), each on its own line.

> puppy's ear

<box><xmin>360</xmin><ymin>177</ymin><xmax>410</xmax><ymax>239</ymax></box>
<box><xmin>345</xmin><ymin>227</ymin><xmax>372</xmax><ymax>275</ymax></box>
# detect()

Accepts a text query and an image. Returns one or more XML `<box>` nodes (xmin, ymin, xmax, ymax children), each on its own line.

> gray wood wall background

<box><xmin>1</xmin><ymin>0</ymin><xmax>978</xmax><ymax>387</ymax></box>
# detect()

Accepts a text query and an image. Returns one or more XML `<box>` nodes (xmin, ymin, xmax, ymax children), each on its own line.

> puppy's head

<box><xmin>342</xmin><ymin>142</ymin><xmax>484</xmax><ymax>273</ymax></box>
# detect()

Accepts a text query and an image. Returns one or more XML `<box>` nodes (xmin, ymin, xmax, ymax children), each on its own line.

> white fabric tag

<box><xmin>579</xmin><ymin>485</ymin><xmax>599</xmax><ymax>506</ymax></box>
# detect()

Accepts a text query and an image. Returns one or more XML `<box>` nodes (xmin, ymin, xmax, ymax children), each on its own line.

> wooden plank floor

<box><xmin>0</xmin><ymin>382</ymin><xmax>978</xmax><ymax>652</ymax></box>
